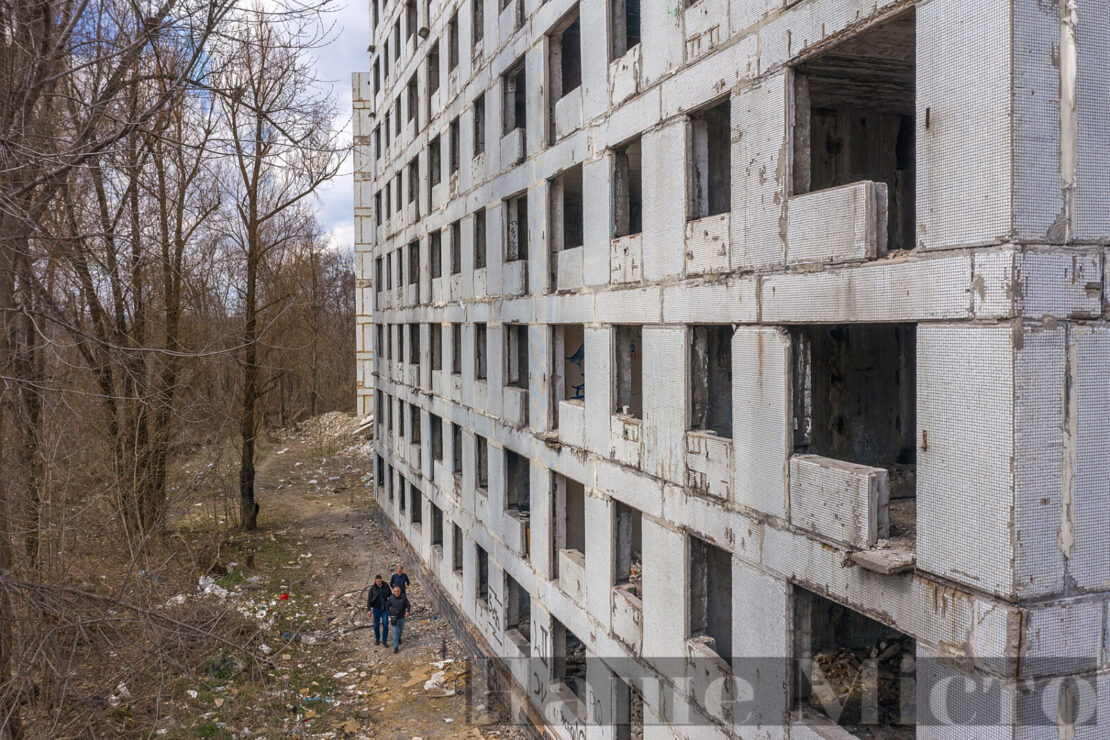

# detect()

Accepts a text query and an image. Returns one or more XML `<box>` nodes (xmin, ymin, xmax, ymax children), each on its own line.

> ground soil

<box><xmin>157</xmin><ymin>416</ymin><xmax>530</xmax><ymax>740</ymax></box>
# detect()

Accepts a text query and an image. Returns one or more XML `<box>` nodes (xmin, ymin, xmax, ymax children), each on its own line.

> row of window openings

<box><xmin>378</xmin><ymin>321</ymin><xmax>916</xmax><ymax>508</ymax></box>
<box><xmin>371</xmin><ymin>0</ymin><xmax>639</xmax><ymax>143</ymax></box>
<box><xmin>378</xmin><ymin>441</ymin><xmax>913</xmax><ymax>733</ymax></box>
<box><xmin>378</xmin><ymin>8</ymin><xmax>916</xmax><ymax>259</ymax></box>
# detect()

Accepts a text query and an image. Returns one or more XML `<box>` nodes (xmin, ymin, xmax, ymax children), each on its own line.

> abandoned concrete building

<box><xmin>353</xmin><ymin>0</ymin><xmax>1110</xmax><ymax>736</ymax></box>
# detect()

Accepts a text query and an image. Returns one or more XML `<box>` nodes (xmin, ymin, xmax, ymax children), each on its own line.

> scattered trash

<box><xmin>276</xmin><ymin>447</ymin><xmax>289</xmax><ymax>454</ymax></box>
<box><xmin>165</xmin><ymin>594</ymin><xmax>187</xmax><ymax>607</ymax></box>
<box><xmin>332</xmin><ymin>671</ymin><xmax>348</xmax><ymax>679</ymax></box>
<box><xmin>186</xmin><ymin>690</ymin><xmax>198</xmax><ymax>699</ymax></box>
<box><xmin>196</xmin><ymin>575</ymin><xmax>228</xmax><ymax>600</ymax></box>
<box><xmin>260</xmin><ymin>643</ymin><xmax>273</xmax><ymax>656</ymax></box>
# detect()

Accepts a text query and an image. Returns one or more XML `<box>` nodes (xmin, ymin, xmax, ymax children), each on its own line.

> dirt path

<box><xmin>178</xmin><ymin>420</ymin><xmax>528</xmax><ymax>740</ymax></box>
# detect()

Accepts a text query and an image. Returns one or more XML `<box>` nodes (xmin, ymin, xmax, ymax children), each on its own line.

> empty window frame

<box><xmin>452</xmin><ymin>522</ymin><xmax>464</xmax><ymax>573</ymax></box>
<box><xmin>430</xmin><ymin>322</ymin><xmax>443</xmax><ymax>370</ymax></box>
<box><xmin>450</xmin><ymin>220</ymin><xmax>462</xmax><ymax>274</ymax></box>
<box><xmin>613</xmin><ymin>325</ymin><xmax>643</xmax><ymax>418</ymax></box>
<box><xmin>400</xmin><ymin>476</ymin><xmax>408</xmax><ymax>513</ymax></box>
<box><xmin>408</xmin><ymin>240</ymin><xmax>419</xmax><ymax>285</ymax></box>
<box><xmin>407</xmin><ymin>77</ymin><xmax>418</xmax><ymax>127</ymax></box>
<box><xmin>612</xmin><ymin>137</ymin><xmax>643</xmax><ymax>237</ymax></box>
<box><xmin>472</xmin><ymin>0</ymin><xmax>484</xmax><ymax>44</ymax></box>
<box><xmin>553</xmin><ymin>618</ymin><xmax>587</xmax><ymax>702</ymax></box>
<box><xmin>429</xmin><ymin>135</ymin><xmax>442</xmax><ymax>192</ymax></box>
<box><xmin>407</xmin><ymin>160</ymin><xmax>418</xmax><ymax>212</ymax></box>
<box><xmin>475</xmin><ymin>434</ymin><xmax>489</xmax><ymax>490</ymax></box>
<box><xmin>555</xmin><ymin>473</ymin><xmax>586</xmax><ymax>568</ymax></box>
<box><xmin>792</xmin><ymin>11</ymin><xmax>916</xmax><ymax>251</ymax></box>
<box><xmin>375</xmin><ymin>191</ymin><xmax>383</xmax><ymax>226</ymax></box>
<box><xmin>793</xmin><ymin>587</ymin><xmax>916</xmax><ymax>729</ymax></box>
<box><xmin>473</xmin><ymin>94</ymin><xmax>486</xmax><ymax>155</ymax></box>
<box><xmin>610</xmin><ymin>0</ymin><xmax>640</xmax><ymax>60</ymax></box>
<box><xmin>427</xmin><ymin>40</ymin><xmax>440</xmax><ymax>98</ymax></box>
<box><xmin>615</xmin><ymin>679</ymin><xmax>645</xmax><ymax>740</ymax></box>
<box><xmin>688</xmin><ymin>533</ymin><xmax>732</xmax><ymax>665</ymax></box>
<box><xmin>452</xmin><ymin>423</ymin><xmax>463</xmax><ymax>472</ymax></box>
<box><xmin>792</xmin><ymin>324</ymin><xmax>917</xmax><ymax>525</ymax></box>
<box><xmin>505</xmin><ymin>573</ymin><xmax>531</xmax><ymax>641</ymax></box>
<box><xmin>473</xmin><ymin>209</ymin><xmax>487</xmax><ymax>269</ymax></box>
<box><xmin>408</xmin><ymin>323</ymin><xmax>420</xmax><ymax>365</ymax></box>
<box><xmin>475</xmin><ymin>323</ymin><xmax>488</xmax><ymax>380</ymax></box>
<box><xmin>448</xmin><ymin>11</ymin><xmax>459</xmax><ymax>69</ymax></box>
<box><xmin>432</xmin><ymin>503</ymin><xmax>444</xmax><ymax>547</ymax></box>
<box><xmin>393</xmin><ymin>20</ymin><xmax>401</xmax><ymax>59</ymax></box>
<box><xmin>374</xmin><ymin>57</ymin><xmax>382</xmax><ymax>94</ymax></box>
<box><xmin>549</xmin><ymin>7</ymin><xmax>582</xmax><ymax>102</ymax></box>
<box><xmin>430</xmin><ymin>229</ymin><xmax>443</xmax><ymax>278</ymax></box>
<box><xmin>383</xmin><ymin>39</ymin><xmax>390</xmax><ymax>78</ymax></box>
<box><xmin>431</xmin><ymin>413</ymin><xmax>443</xmax><ymax>461</ymax></box>
<box><xmin>394</xmin><ymin>96</ymin><xmax>402</xmax><ymax>136</ymax></box>
<box><xmin>550</xmin><ymin>165</ymin><xmax>584</xmax><ymax>261</ymax></box>
<box><xmin>614</xmin><ymin>501</ymin><xmax>642</xmax><ymax>592</ymax></box>
<box><xmin>409</xmin><ymin>402</ymin><xmax>421</xmax><ymax>443</ymax></box>
<box><xmin>476</xmin><ymin>544</ymin><xmax>489</xmax><ymax>601</ymax></box>
<box><xmin>451</xmin><ymin>324</ymin><xmax>463</xmax><ymax>374</ymax></box>
<box><xmin>688</xmin><ymin>98</ymin><xmax>731</xmax><ymax>220</ymax></box>
<box><xmin>556</xmin><ymin>323</ymin><xmax>585</xmax><ymax>408</ymax></box>
<box><xmin>689</xmin><ymin>325</ymin><xmax>732</xmax><ymax>437</ymax></box>
<box><xmin>449</xmin><ymin>116</ymin><xmax>461</xmax><ymax>173</ymax></box>
<box><xmin>372</xmin><ymin>0</ymin><xmax>379</xmax><ymax>32</ymax></box>
<box><xmin>374</xmin><ymin>124</ymin><xmax>382</xmax><ymax>160</ymax></box>
<box><xmin>505</xmin><ymin>449</ymin><xmax>530</xmax><ymax>513</ymax></box>
<box><xmin>505</xmin><ymin>191</ymin><xmax>528</xmax><ymax>261</ymax></box>
<box><xmin>505</xmin><ymin>323</ymin><xmax>528</xmax><ymax>388</ymax></box>
<box><xmin>387</xmin><ymin>465</ymin><xmax>395</xmax><ymax>501</ymax></box>
<box><xmin>411</xmin><ymin>482</ymin><xmax>422</xmax><ymax>524</ymax></box>
<box><xmin>405</xmin><ymin>1</ymin><xmax>416</xmax><ymax>38</ymax></box>
<box><xmin>383</xmin><ymin>181</ymin><xmax>391</xmax><ymax>219</ymax></box>
<box><xmin>502</xmin><ymin>59</ymin><xmax>526</xmax><ymax>135</ymax></box>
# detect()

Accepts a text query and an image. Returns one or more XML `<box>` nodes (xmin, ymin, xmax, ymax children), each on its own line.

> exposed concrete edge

<box><xmin>369</xmin><ymin>502</ymin><xmax>546</xmax><ymax>740</ymax></box>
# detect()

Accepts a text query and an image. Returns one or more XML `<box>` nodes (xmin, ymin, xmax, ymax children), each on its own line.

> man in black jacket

<box><xmin>365</xmin><ymin>575</ymin><xmax>389</xmax><ymax>646</ymax></box>
<box><xmin>386</xmin><ymin>585</ymin><xmax>411</xmax><ymax>653</ymax></box>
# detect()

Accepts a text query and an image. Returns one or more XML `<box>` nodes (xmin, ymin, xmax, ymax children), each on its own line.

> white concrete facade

<box><xmin>353</xmin><ymin>0</ymin><xmax>1110</xmax><ymax>737</ymax></box>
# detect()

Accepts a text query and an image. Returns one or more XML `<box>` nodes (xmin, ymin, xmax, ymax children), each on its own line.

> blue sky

<box><xmin>314</xmin><ymin>0</ymin><xmax>371</xmax><ymax>259</ymax></box>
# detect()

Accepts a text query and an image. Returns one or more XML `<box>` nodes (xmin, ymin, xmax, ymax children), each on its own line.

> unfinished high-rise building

<box><xmin>353</xmin><ymin>0</ymin><xmax>1110</xmax><ymax>736</ymax></box>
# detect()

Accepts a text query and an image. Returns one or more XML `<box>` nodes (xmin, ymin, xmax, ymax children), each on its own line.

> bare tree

<box><xmin>213</xmin><ymin>6</ymin><xmax>343</xmax><ymax>529</ymax></box>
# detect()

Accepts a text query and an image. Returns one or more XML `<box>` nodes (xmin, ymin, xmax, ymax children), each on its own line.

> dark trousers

<box><xmin>372</xmin><ymin>608</ymin><xmax>389</xmax><ymax>642</ymax></box>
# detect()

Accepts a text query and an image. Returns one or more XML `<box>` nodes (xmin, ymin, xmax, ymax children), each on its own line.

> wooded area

<box><xmin>0</xmin><ymin>1</ymin><xmax>354</xmax><ymax>734</ymax></box>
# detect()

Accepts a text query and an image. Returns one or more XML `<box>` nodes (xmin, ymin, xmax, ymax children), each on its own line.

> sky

<box><xmin>312</xmin><ymin>0</ymin><xmax>371</xmax><ymax>261</ymax></box>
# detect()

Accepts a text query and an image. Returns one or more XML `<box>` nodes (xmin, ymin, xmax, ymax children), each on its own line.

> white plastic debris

<box><xmin>196</xmin><ymin>575</ymin><xmax>228</xmax><ymax>600</ymax></box>
<box><xmin>186</xmin><ymin>689</ymin><xmax>198</xmax><ymax>699</ymax></box>
<box><xmin>260</xmin><ymin>643</ymin><xmax>273</xmax><ymax>656</ymax></box>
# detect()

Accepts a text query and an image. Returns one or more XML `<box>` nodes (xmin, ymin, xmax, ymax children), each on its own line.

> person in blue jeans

<box><xmin>365</xmin><ymin>575</ymin><xmax>389</xmax><ymax>646</ymax></box>
<box><xmin>386</xmin><ymin>585</ymin><xmax>411</xmax><ymax>653</ymax></box>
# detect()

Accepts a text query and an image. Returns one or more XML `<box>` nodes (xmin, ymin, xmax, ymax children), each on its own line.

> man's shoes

<box><xmin>374</xmin><ymin>639</ymin><xmax>380</xmax><ymax>645</ymax></box>
<box><xmin>394</xmin><ymin>646</ymin><xmax>399</xmax><ymax>653</ymax></box>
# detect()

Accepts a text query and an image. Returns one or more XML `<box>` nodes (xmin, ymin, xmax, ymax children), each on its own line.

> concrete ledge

<box><xmin>558</xmin><ymin>548</ymin><xmax>586</xmax><ymax>602</ymax></box>
<box><xmin>612</xmin><ymin>584</ymin><xmax>643</xmax><ymax>651</ymax></box>
<box><xmin>500</xmin><ymin>128</ymin><xmax>525</xmax><ymax>168</ymax></box>
<box><xmin>610</xmin><ymin>414</ymin><xmax>642</xmax><ymax>468</ymax></box>
<box><xmin>554</xmin><ymin>88</ymin><xmax>582</xmax><ymax>139</ymax></box>
<box><xmin>685</xmin><ymin>431</ymin><xmax>732</xmax><ymax>500</ymax></box>
<box><xmin>556</xmin><ymin>246</ymin><xmax>583</xmax><ymax>291</ymax></box>
<box><xmin>473</xmin><ymin>267</ymin><xmax>487</xmax><ymax>298</ymax></box>
<box><xmin>557</xmin><ymin>399</ymin><xmax>585</xmax><ymax>448</ymax></box>
<box><xmin>502</xmin><ymin>258</ymin><xmax>527</xmax><ymax>296</ymax></box>
<box><xmin>685</xmin><ymin>636</ymin><xmax>733</xmax><ymax>726</ymax></box>
<box><xmin>431</xmin><ymin>276</ymin><xmax>445</xmax><ymax>303</ymax></box>
<box><xmin>685</xmin><ymin>213</ymin><xmax>730</xmax><ymax>275</ymax></box>
<box><xmin>789</xmin><ymin>454</ymin><xmax>889</xmax><ymax>548</ymax></box>
<box><xmin>787</xmin><ymin>181</ymin><xmax>889</xmax><ymax>266</ymax></box>
<box><xmin>608</xmin><ymin>44</ymin><xmax>642</xmax><ymax>106</ymax></box>
<box><xmin>610</xmin><ymin>234</ymin><xmax>642</xmax><ymax>284</ymax></box>
<box><xmin>504</xmin><ymin>509</ymin><xmax>530</xmax><ymax>557</ymax></box>
<box><xmin>503</xmin><ymin>385</ymin><xmax>528</xmax><ymax>426</ymax></box>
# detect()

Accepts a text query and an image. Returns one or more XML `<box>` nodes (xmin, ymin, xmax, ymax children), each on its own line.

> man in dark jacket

<box><xmin>386</xmin><ymin>585</ymin><xmax>411</xmax><ymax>653</ymax></box>
<box><xmin>365</xmin><ymin>575</ymin><xmax>389</xmax><ymax>646</ymax></box>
